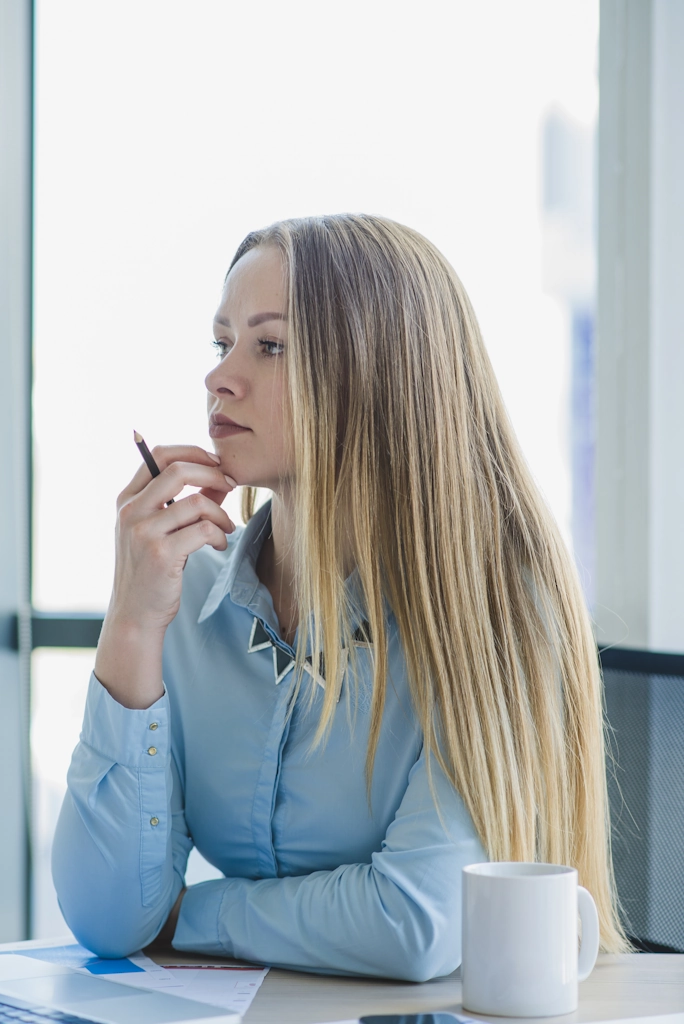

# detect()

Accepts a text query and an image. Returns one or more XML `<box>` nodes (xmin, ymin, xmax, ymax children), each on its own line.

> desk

<box><xmin>2</xmin><ymin>940</ymin><xmax>683</xmax><ymax>1024</ymax></box>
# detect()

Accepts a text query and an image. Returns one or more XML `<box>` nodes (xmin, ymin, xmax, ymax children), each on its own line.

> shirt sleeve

<box><xmin>172</xmin><ymin>749</ymin><xmax>485</xmax><ymax>982</ymax></box>
<box><xmin>51</xmin><ymin>672</ymin><xmax>190</xmax><ymax>958</ymax></box>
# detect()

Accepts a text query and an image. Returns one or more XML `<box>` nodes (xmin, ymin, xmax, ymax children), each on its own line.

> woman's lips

<box><xmin>209</xmin><ymin>422</ymin><xmax>251</xmax><ymax>438</ymax></box>
<box><xmin>209</xmin><ymin>415</ymin><xmax>251</xmax><ymax>439</ymax></box>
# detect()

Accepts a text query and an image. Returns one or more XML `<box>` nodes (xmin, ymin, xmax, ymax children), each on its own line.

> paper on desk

<box><xmin>0</xmin><ymin>944</ymin><xmax>150</xmax><ymax>977</ymax></box>
<box><xmin>99</xmin><ymin>952</ymin><xmax>269</xmax><ymax>1015</ymax></box>
<box><xmin>157</xmin><ymin>962</ymin><xmax>269</xmax><ymax>1014</ymax></box>
<box><xmin>88</xmin><ymin>951</ymin><xmax>180</xmax><ymax>988</ymax></box>
<box><xmin>2</xmin><ymin>943</ymin><xmax>267</xmax><ymax>1016</ymax></box>
<box><xmin>86</xmin><ymin>950</ymin><xmax>269</xmax><ymax>1011</ymax></box>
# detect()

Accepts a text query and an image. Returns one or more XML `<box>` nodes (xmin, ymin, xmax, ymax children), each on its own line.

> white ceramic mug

<box><xmin>461</xmin><ymin>862</ymin><xmax>600</xmax><ymax>1017</ymax></box>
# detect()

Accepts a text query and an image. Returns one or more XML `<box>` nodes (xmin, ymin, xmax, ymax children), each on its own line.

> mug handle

<box><xmin>577</xmin><ymin>885</ymin><xmax>600</xmax><ymax>981</ymax></box>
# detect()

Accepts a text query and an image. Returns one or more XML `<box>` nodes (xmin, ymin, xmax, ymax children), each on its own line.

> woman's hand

<box><xmin>110</xmin><ymin>444</ymin><xmax>236</xmax><ymax>632</ymax></box>
<box><xmin>94</xmin><ymin>445</ymin><xmax>236</xmax><ymax>709</ymax></box>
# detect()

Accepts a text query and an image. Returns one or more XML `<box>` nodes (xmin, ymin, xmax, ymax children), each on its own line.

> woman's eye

<box><xmin>211</xmin><ymin>337</ymin><xmax>284</xmax><ymax>358</ymax></box>
<box><xmin>258</xmin><ymin>338</ymin><xmax>285</xmax><ymax>357</ymax></box>
<box><xmin>211</xmin><ymin>338</ymin><xmax>229</xmax><ymax>358</ymax></box>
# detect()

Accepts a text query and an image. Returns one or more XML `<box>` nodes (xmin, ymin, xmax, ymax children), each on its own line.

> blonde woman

<box><xmin>53</xmin><ymin>214</ymin><xmax>627</xmax><ymax>980</ymax></box>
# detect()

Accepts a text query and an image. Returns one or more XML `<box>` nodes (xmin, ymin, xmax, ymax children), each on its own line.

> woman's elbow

<box><xmin>74</xmin><ymin>931</ymin><xmax>139</xmax><ymax>962</ymax></box>
<box><xmin>392</xmin><ymin>944</ymin><xmax>460</xmax><ymax>983</ymax></box>
<box><xmin>55</xmin><ymin>884</ymin><xmax>164</xmax><ymax>961</ymax></box>
<box><xmin>61</xmin><ymin>907</ymin><xmax>159</xmax><ymax>960</ymax></box>
<box><xmin>382</xmin><ymin>907</ymin><xmax>462</xmax><ymax>982</ymax></box>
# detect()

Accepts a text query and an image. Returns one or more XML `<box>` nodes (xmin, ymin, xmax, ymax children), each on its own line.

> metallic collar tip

<box><xmin>302</xmin><ymin>660</ymin><xmax>327</xmax><ymax>692</ymax></box>
<box><xmin>274</xmin><ymin>648</ymin><xmax>295</xmax><ymax>685</ymax></box>
<box><xmin>352</xmin><ymin>620</ymin><xmax>373</xmax><ymax>647</ymax></box>
<box><xmin>248</xmin><ymin>616</ymin><xmax>273</xmax><ymax>653</ymax></box>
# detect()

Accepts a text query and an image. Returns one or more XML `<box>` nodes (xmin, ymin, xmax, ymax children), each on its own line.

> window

<box><xmin>30</xmin><ymin>0</ymin><xmax>599</xmax><ymax>937</ymax></box>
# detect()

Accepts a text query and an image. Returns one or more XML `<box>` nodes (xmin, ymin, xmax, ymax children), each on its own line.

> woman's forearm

<box><xmin>94</xmin><ymin>615</ymin><xmax>166</xmax><ymax>709</ymax></box>
<box><xmin>171</xmin><ymin>752</ymin><xmax>485</xmax><ymax>981</ymax></box>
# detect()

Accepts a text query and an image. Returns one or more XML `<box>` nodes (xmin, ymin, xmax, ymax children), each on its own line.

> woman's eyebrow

<box><xmin>212</xmin><ymin>312</ymin><xmax>287</xmax><ymax>329</ymax></box>
<box><xmin>247</xmin><ymin>311</ymin><xmax>287</xmax><ymax>327</ymax></box>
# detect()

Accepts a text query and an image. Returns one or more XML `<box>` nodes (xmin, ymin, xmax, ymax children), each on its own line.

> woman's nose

<box><xmin>205</xmin><ymin>352</ymin><xmax>249</xmax><ymax>399</ymax></box>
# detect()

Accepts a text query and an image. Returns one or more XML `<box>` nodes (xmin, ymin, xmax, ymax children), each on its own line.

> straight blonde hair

<box><xmin>231</xmin><ymin>214</ymin><xmax>627</xmax><ymax>952</ymax></box>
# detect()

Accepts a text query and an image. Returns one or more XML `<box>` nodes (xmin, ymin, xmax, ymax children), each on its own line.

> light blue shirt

<box><xmin>52</xmin><ymin>500</ymin><xmax>485</xmax><ymax>981</ymax></box>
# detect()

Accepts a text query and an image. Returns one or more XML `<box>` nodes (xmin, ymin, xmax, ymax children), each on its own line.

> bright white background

<box><xmin>31</xmin><ymin>0</ymin><xmax>598</xmax><ymax>937</ymax></box>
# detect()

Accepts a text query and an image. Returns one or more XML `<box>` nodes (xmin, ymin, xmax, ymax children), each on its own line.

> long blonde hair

<box><xmin>231</xmin><ymin>214</ymin><xmax>627</xmax><ymax>952</ymax></box>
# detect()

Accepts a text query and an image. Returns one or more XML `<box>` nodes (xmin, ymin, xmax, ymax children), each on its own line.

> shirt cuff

<box><xmin>80</xmin><ymin>670</ymin><xmax>170</xmax><ymax>769</ymax></box>
<box><xmin>173</xmin><ymin>879</ymin><xmax>233</xmax><ymax>956</ymax></box>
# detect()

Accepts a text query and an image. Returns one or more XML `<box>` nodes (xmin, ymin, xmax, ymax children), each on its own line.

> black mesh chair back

<box><xmin>603</xmin><ymin>662</ymin><xmax>684</xmax><ymax>952</ymax></box>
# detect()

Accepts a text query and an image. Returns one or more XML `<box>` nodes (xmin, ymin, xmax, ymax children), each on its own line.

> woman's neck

<box><xmin>256</xmin><ymin>488</ymin><xmax>299</xmax><ymax>645</ymax></box>
<box><xmin>255</xmin><ymin>487</ymin><xmax>356</xmax><ymax>646</ymax></box>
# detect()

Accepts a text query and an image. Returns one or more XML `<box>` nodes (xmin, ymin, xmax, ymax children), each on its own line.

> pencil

<box><xmin>133</xmin><ymin>430</ymin><xmax>175</xmax><ymax>505</ymax></box>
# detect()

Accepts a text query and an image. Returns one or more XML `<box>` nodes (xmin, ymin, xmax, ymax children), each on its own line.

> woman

<box><xmin>53</xmin><ymin>214</ymin><xmax>627</xmax><ymax>980</ymax></box>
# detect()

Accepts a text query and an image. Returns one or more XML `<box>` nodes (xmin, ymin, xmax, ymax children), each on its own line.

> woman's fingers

<box><xmin>127</xmin><ymin>460</ymin><xmax>236</xmax><ymax>514</ymax></box>
<box><xmin>164</xmin><ymin>519</ymin><xmax>232</xmax><ymax>560</ymax></box>
<box><xmin>105</xmin><ymin>444</ymin><xmax>238</xmax><ymax>647</ymax></box>
<box><xmin>145</xmin><ymin>489</ymin><xmax>236</xmax><ymax>537</ymax></box>
<box><xmin>120</xmin><ymin>445</ymin><xmax>226</xmax><ymax>504</ymax></box>
<box><xmin>197</xmin><ymin>483</ymin><xmax>234</xmax><ymax>506</ymax></box>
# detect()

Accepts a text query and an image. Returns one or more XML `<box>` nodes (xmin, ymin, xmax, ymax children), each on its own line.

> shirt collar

<box><xmin>197</xmin><ymin>497</ymin><xmax>375</xmax><ymax>641</ymax></box>
<box><xmin>197</xmin><ymin>498</ymin><xmax>275</xmax><ymax>626</ymax></box>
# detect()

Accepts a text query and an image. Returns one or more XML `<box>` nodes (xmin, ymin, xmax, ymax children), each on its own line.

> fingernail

<box><xmin>207</xmin><ymin>451</ymin><xmax>221</xmax><ymax>463</ymax></box>
<box><xmin>224</xmin><ymin>474</ymin><xmax>237</xmax><ymax>487</ymax></box>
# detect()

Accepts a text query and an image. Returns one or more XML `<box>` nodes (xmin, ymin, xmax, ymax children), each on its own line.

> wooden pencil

<box><xmin>133</xmin><ymin>430</ymin><xmax>175</xmax><ymax>505</ymax></box>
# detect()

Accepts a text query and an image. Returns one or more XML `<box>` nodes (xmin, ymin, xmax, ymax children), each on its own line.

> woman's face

<box><xmin>205</xmin><ymin>245</ymin><xmax>293</xmax><ymax>491</ymax></box>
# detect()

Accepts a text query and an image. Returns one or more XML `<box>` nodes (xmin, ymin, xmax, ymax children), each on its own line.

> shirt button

<box><xmin>150</xmin><ymin>817</ymin><xmax>159</xmax><ymax>827</ymax></box>
<box><xmin>149</xmin><ymin>722</ymin><xmax>158</xmax><ymax>731</ymax></box>
<box><xmin>147</xmin><ymin>746</ymin><xmax>157</xmax><ymax>756</ymax></box>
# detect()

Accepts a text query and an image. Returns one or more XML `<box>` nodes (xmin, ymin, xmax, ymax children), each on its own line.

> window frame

<box><xmin>0</xmin><ymin>0</ymin><xmax>33</xmax><ymax>942</ymax></box>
